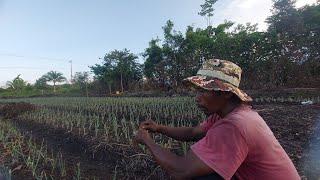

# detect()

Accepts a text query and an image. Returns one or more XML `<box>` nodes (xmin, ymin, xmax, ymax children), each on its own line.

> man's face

<box><xmin>195</xmin><ymin>88</ymin><xmax>228</xmax><ymax>116</ymax></box>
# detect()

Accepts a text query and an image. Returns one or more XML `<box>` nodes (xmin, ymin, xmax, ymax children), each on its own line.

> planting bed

<box><xmin>0</xmin><ymin>97</ymin><xmax>319</xmax><ymax>179</ymax></box>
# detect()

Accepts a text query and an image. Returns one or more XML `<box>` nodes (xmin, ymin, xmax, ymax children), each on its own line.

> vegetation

<box><xmin>0</xmin><ymin>0</ymin><xmax>319</xmax><ymax>179</ymax></box>
<box><xmin>6</xmin><ymin>75</ymin><xmax>28</xmax><ymax>92</ymax></box>
<box><xmin>89</xmin><ymin>0</ymin><xmax>320</xmax><ymax>92</ymax></box>
<box><xmin>90</xmin><ymin>49</ymin><xmax>142</xmax><ymax>94</ymax></box>
<box><xmin>0</xmin><ymin>98</ymin><xmax>205</xmax><ymax>179</ymax></box>
<box><xmin>43</xmin><ymin>71</ymin><xmax>67</xmax><ymax>93</ymax></box>
<box><xmin>1</xmin><ymin>0</ymin><xmax>319</xmax><ymax>98</ymax></box>
<box><xmin>0</xmin><ymin>97</ymin><xmax>319</xmax><ymax>178</ymax></box>
<box><xmin>140</xmin><ymin>0</ymin><xmax>320</xmax><ymax>90</ymax></box>
<box><xmin>0</xmin><ymin>117</ymin><xmax>80</xmax><ymax>179</ymax></box>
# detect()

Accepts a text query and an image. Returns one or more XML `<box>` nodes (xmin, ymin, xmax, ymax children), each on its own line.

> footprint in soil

<box><xmin>303</xmin><ymin>113</ymin><xmax>320</xmax><ymax>179</ymax></box>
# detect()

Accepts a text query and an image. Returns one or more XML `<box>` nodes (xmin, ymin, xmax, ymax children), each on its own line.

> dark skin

<box><xmin>134</xmin><ymin>88</ymin><xmax>243</xmax><ymax>179</ymax></box>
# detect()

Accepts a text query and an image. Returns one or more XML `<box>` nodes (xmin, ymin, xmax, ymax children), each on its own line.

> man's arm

<box><xmin>141</xmin><ymin>120</ymin><xmax>206</xmax><ymax>142</ymax></box>
<box><xmin>158</xmin><ymin>125</ymin><xmax>206</xmax><ymax>142</ymax></box>
<box><xmin>135</xmin><ymin>129</ymin><xmax>215</xmax><ymax>179</ymax></box>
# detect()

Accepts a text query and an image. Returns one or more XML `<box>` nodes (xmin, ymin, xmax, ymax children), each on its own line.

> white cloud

<box><xmin>212</xmin><ymin>0</ymin><xmax>318</xmax><ymax>31</ymax></box>
<box><xmin>237</xmin><ymin>0</ymin><xmax>258</xmax><ymax>9</ymax></box>
<box><xmin>213</xmin><ymin>0</ymin><xmax>273</xmax><ymax>31</ymax></box>
<box><xmin>296</xmin><ymin>0</ymin><xmax>318</xmax><ymax>7</ymax></box>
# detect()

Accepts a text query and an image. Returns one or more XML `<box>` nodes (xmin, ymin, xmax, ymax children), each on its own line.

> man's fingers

<box><xmin>144</xmin><ymin>119</ymin><xmax>154</xmax><ymax>124</ymax></box>
<box><xmin>140</xmin><ymin>120</ymin><xmax>157</xmax><ymax>131</ymax></box>
<box><xmin>137</xmin><ymin>128</ymin><xmax>150</xmax><ymax>135</ymax></box>
<box><xmin>139</xmin><ymin>124</ymin><xmax>148</xmax><ymax>129</ymax></box>
<box><xmin>141</xmin><ymin>123</ymin><xmax>151</xmax><ymax>127</ymax></box>
<box><xmin>141</xmin><ymin>126</ymin><xmax>155</xmax><ymax>132</ymax></box>
<box><xmin>140</xmin><ymin>122</ymin><xmax>150</xmax><ymax>127</ymax></box>
<box><xmin>140</xmin><ymin>123</ymin><xmax>153</xmax><ymax>129</ymax></box>
<box><xmin>142</xmin><ymin>121</ymin><xmax>152</xmax><ymax>125</ymax></box>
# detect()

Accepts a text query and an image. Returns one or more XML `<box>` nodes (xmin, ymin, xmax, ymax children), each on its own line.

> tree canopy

<box><xmin>90</xmin><ymin>49</ymin><xmax>142</xmax><ymax>93</ymax></box>
<box><xmin>44</xmin><ymin>71</ymin><xmax>66</xmax><ymax>93</ymax></box>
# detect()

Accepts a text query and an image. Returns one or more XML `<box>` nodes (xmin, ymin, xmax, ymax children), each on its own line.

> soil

<box><xmin>253</xmin><ymin>103</ymin><xmax>320</xmax><ymax>179</ymax></box>
<box><xmin>11</xmin><ymin>118</ymin><xmax>114</xmax><ymax>180</ymax></box>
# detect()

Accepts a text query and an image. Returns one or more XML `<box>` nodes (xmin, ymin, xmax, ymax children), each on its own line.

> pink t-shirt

<box><xmin>191</xmin><ymin>104</ymin><xmax>300</xmax><ymax>180</ymax></box>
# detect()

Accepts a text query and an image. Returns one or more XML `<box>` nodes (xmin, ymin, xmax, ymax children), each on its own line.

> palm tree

<box><xmin>6</xmin><ymin>74</ymin><xmax>27</xmax><ymax>91</ymax></box>
<box><xmin>44</xmin><ymin>71</ymin><xmax>66</xmax><ymax>93</ymax></box>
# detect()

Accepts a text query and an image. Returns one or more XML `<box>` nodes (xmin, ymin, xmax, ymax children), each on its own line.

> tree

<box><xmin>91</xmin><ymin>63</ymin><xmax>114</xmax><ymax>94</ymax></box>
<box><xmin>143</xmin><ymin>39</ymin><xmax>166</xmax><ymax>87</ymax></box>
<box><xmin>266</xmin><ymin>0</ymin><xmax>305</xmax><ymax>61</ymax></box>
<box><xmin>267</xmin><ymin>0</ymin><xmax>299</xmax><ymax>32</ymax></box>
<box><xmin>105</xmin><ymin>49</ymin><xmax>141</xmax><ymax>93</ymax></box>
<box><xmin>91</xmin><ymin>2</ymin><xmax>320</xmax><ymax>91</ymax></box>
<box><xmin>90</xmin><ymin>49</ymin><xmax>142</xmax><ymax>93</ymax></box>
<box><xmin>162</xmin><ymin>20</ymin><xmax>187</xmax><ymax>87</ymax></box>
<box><xmin>74</xmin><ymin>71</ymin><xmax>90</xmax><ymax>96</ymax></box>
<box><xmin>34</xmin><ymin>75</ymin><xmax>48</xmax><ymax>89</ymax></box>
<box><xmin>44</xmin><ymin>71</ymin><xmax>66</xmax><ymax>93</ymax></box>
<box><xmin>74</xmin><ymin>72</ymin><xmax>90</xmax><ymax>87</ymax></box>
<box><xmin>199</xmin><ymin>0</ymin><xmax>218</xmax><ymax>26</ymax></box>
<box><xmin>6</xmin><ymin>74</ymin><xmax>27</xmax><ymax>91</ymax></box>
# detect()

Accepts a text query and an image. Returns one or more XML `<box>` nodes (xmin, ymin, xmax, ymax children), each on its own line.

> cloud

<box><xmin>212</xmin><ymin>0</ymin><xmax>318</xmax><ymax>31</ymax></box>
<box><xmin>237</xmin><ymin>0</ymin><xmax>258</xmax><ymax>9</ymax></box>
<box><xmin>213</xmin><ymin>0</ymin><xmax>273</xmax><ymax>31</ymax></box>
<box><xmin>296</xmin><ymin>0</ymin><xmax>318</xmax><ymax>7</ymax></box>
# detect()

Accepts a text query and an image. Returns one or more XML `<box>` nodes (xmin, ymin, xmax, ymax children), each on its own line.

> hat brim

<box><xmin>183</xmin><ymin>75</ymin><xmax>253</xmax><ymax>102</ymax></box>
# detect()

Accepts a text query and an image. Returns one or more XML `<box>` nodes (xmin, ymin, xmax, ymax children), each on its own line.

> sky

<box><xmin>0</xmin><ymin>0</ymin><xmax>317</xmax><ymax>87</ymax></box>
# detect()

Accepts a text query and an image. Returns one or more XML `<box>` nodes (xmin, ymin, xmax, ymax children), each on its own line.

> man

<box><xmin>134</xmin><ymin>59</ymin><xmax>300</xmax><ymax>180</ymax></box>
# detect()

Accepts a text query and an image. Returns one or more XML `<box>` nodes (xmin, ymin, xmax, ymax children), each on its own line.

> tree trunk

<box><xmin>85</xmin><ymin>83</ymin><xmax>88</xmax><ymax>97</ymax></box>
<box><xmin>120</xmin><ymin>73</ymin><xmax>124</xmax><ymax>93</ymax></box>
<box><xmin>109</xmin><ymin>85</ymin><xmax>112</xmax><ymax>95</ymax></box>
<box><xmin>53</xmin><ymin>81</ymin><xmax>56</xmax><ymax>93</ymax></box>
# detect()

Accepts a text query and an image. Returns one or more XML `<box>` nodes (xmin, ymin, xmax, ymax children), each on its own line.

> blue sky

<box><xmin>0</xmin><ymin>0</ymin><xmax>317</xmax><ymax>87</ymax></box>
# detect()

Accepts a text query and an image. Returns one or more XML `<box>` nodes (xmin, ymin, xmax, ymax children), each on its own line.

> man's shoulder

<box><xmin>221</xmin><ymin>106</ymin><xmax>267</xmax><ymax>133</ymax></box>
<box><xmin>206</xmin><ymin>105</ymin><xmax>264</xmax><ymax>132</ymax></box>
<box><xmin>228</xmin><ymin>104</ymin><xmax>261</xmax><ymax>122</ymax></box>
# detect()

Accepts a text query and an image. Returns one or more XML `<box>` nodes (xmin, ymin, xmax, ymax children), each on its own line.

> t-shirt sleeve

<box><xmin>199</xmin><ymin>120</ymin><xmax>212</xmax><ymax>132</ymax></box>
<box><xmin>199</xmin><ymin>114</ymin><xmax>219</xmax><ymax>132</ymax></box>
<box><xmin>191</xmin><ymin>123</ymin><xmax>248</xmax><ymax>180</ymax></box>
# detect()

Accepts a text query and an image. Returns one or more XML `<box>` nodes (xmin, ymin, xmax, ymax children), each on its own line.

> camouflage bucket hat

<box><xmin>183</xmin><ymin>59</ymin><xmax>252</xmax><ymax>102</ymax></box>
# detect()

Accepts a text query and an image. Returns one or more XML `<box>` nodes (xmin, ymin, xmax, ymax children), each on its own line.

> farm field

<box><xmin>1</xmin><ymin>0</ymin><xmax>319</xmax><ymax>179</ymax></box>
<box><xmin>0</xmin><ymin>97</ymin><xmax>319</xmax><ymax>180</ymax></box>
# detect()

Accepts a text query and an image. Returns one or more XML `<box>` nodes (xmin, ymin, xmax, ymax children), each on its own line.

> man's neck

<box><xmin>217</xmin><ymin>102</ymin><xmax>242</xmax><ymax>118</ymax></box>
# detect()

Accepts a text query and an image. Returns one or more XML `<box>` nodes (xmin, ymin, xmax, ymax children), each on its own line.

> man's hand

<box><xmin>134</xmin><ymin>128</ymin><xmax>153</xmax><ymax>145</ymax></box>
<box><xmin>140</xmin><ymin>119</ymin><xmax>160</xmax><ymax>133</ymax></box>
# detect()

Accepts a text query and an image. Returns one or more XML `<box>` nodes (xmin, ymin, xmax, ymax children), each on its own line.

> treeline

<box><xmin>91</xmin><ymin>0</ymin><xmax>320</xmax><ymax>94</ymax></box>
<box><xmin>1</xmin><ymin>0</ymin><xmax>319</xmax><ymax>97</ymax></box>
<box><xmin>0</xmin><ymin>72</ymin><xmax>90</xmax><ymax>97</ymax></box>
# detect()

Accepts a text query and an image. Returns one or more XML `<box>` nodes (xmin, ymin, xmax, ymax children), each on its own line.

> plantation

<box><xmin>1</xmin><ymin>0</ymin><xmax>319</xmax><ymax>179</ymax></box>
<box><xmin>0</xmin><ymin>97</ymin><xmax>319</xmax><ymax>179</ymax></box>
